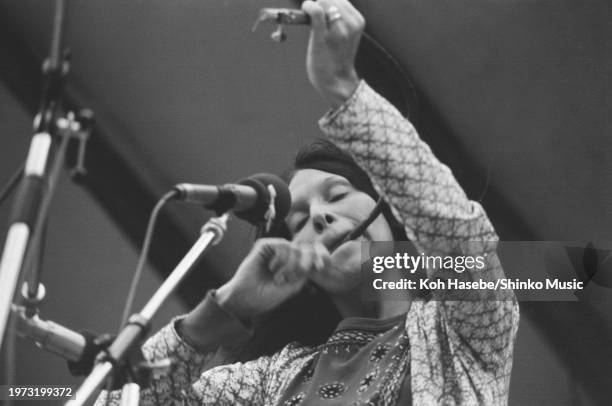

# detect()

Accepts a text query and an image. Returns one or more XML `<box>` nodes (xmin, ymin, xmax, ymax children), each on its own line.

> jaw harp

<box><xmin>252</xmin><ymin>8</ymin><xmax>311</xmax><ymax>35</ymax></box>
<box><xmin>257</xmin><ymin>8</ymin><xmax>311</xmax><ymax>25</ymax></box>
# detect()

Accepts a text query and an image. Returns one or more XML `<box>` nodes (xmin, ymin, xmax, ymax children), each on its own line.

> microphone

<box><xmin>11</xmin><ymin>305</ymin><xmax>160</xmax><ymax>378</ymax></box>
<box><xmin>12</xmin><ymin>304</ymin><xmax>85</xmax><ymax>363</ymax></box>
<box><xmin>173</xmin><ymin>173</ymin><xmax>291</xmax><ymax>226</ymax></box>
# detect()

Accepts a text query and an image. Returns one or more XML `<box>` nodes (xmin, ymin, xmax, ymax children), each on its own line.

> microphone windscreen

<box><xmin>235</xmin><ymin>173</ymin><xmax>291</xmax><ymax>226</ymax></box>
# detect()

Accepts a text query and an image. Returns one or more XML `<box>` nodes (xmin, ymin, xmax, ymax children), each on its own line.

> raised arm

<box><xmin>302</xmin><ymin>0</ymin><xmax>496</xmax><ymax>246</ymax></box>
<box><xmin>302</xmin><ymin>0</ymin><xmax>518</xmax><ymax>370</ymax></box>
<box><xmin>319</xmin><ymin>80</ymin><xmax>517</xmax><ymax>363</ymax></box>
<box><xmin>319</xmin><ymin>80</ymin><xmax>497</xmax><ymax>246</ymax></box>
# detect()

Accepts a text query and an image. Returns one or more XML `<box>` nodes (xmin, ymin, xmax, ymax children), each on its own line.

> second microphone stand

<box><xmin>66</xmin><ymin>214</ymin><xmax>230</xmax><ymax>406</ymax></box>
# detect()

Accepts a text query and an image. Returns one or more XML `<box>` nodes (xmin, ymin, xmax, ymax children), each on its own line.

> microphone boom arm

<box><xmin>66</xmin><ymin>213</ymin><xmax>229</xmax><ymax>406</ymax></box>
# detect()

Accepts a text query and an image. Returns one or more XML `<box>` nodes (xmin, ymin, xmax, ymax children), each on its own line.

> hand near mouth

<box><xmin>310</xmin><ymin>230</ymin><xmax>366</xmax><ymax>295</ymax></box>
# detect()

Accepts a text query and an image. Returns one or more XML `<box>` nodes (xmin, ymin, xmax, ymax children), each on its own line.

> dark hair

<box><xmin>239</xmin><ymin>139</ymin><xmax>407</xmax><ymax>360</ymax></box>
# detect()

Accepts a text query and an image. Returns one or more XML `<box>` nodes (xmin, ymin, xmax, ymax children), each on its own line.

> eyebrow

<box><xmin>322</xmin><ymin>175</ymin><xmax>351</xmax><ymax>188</ymax></box>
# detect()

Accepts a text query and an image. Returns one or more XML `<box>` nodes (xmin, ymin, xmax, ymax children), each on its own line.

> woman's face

<box><xmin>286</xmin><ymin>169</ymin><xmax>393</xmax><ymax>293</ymax></box>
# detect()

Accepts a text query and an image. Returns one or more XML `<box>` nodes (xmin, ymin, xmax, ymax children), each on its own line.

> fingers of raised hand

<box><xmin>314</xmin><ymin>0</ymin><xmax>365</xmax><ymax>32</ymax></box>
<box><xmin>301</xmin><ymin>1</ymin><xmax>326</xmax><ymax>31</ymax></box>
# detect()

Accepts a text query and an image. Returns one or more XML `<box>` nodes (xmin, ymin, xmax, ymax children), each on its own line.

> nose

<box><xmin>312</xmin><ymin>211</ymin><xmax>336</xmax><ymax>234</ymax></box>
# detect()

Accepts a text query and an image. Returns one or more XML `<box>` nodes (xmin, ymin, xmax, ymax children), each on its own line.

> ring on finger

<box><xmin>326</xmin><ymin>6</ymin><xmax>343</xmax><ymax>24</ymax></box>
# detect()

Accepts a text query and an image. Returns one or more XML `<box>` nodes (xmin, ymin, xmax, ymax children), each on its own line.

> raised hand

<box><xmin>301</xmin><ymin>0</ymin><xmax>365</xmax><ymax>108</ymax></box>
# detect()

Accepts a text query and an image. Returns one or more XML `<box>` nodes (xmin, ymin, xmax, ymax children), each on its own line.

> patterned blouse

<box><xmin>96</xmin><ymin>81</ymin><xmax>519</xmax><ymax>405</ymax></box>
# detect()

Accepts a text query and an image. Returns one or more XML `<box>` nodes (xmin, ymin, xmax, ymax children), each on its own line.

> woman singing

<box><xmin>97</xmin><ymin>0</ymin><xmax>518</xmax><ymax>404</ymax></box>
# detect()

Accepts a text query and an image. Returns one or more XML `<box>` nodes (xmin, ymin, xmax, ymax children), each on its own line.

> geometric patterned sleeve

<box><xmin>93</xmin><ymin>293</ymin><xmax>313</xmax><ymax>405</ymax></box>
<box><xmin>319</xmin><ymin>80</ymin><xmax>495</xmax><ymax>248</ymax></box>
<box><xmin>319</xmin><ymin>81</ymin><xmax>519</xmax><ymax>371</ymax></box>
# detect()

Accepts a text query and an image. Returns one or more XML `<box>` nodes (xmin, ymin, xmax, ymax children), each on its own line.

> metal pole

<box><xmin>66</xmin><ymin>214</ymin><xmax>228</xmax><ymax>406</ymax></box>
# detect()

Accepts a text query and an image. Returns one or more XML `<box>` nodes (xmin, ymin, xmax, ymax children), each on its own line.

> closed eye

<box><xmin>329</xmin><ymin>192</ymin><xmax>348</xmax><ymax>203</ymax></box>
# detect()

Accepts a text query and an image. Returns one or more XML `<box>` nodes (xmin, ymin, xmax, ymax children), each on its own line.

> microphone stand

<box><xmin>66</xmin><ymin>214</ymin><xmax>230</xmax><ymax>406</ymax></box>
<box><xmin>0</xmin><ymin>0</ymin><xmax>93</xmax><ymax>349</ymax></box>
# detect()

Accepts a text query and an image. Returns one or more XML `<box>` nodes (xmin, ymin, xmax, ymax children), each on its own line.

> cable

<box><xmin>0</xmin><ymin>163</ymin><xmax>24</xmax><ymax>206</ymax></box>
<box><xmin>118</xmin><ymin>190</ymin><xmax>178</xmax><ymax>329</ymax></box>
<box><xmin>347</xmin><ymin>197</ymin><xmax>385</xmax><ymax>241</ymax></box>
<box><xmin>328</xmin><ymin>197</ymin><xmax>384</xmax><ymax>252</ymax></box>
<box><xmin>362</xmin><ymin>31</ymin><xmax>419</xmax><ymax>122</ymax></box>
